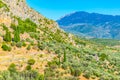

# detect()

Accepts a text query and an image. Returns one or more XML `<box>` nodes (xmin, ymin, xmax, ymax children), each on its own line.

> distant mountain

<box><xmin>57</xmin><ymin>11</ymin><xmax>120</xmax><ymax>39</ymax></box>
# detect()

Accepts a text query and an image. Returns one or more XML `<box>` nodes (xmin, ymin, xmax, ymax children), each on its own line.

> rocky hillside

<box><xmin>0</xmin><ymin>0</ymin><xmax>75</xmax><ymax>75</ymax></box>
<box><xmin>1</xmin><ymin>0</ymin><xmax>43</xmax><ymax>24</ymax></box>
<box><xmin>0</xmin><ymin>0</ymin><xmax>75</xmax><ymax>44</ymax></box>
<box><xmin>0</xmin><ymin>0</ymin><xmax>120</xmax><ymax>80</ymax></box>
<box><xmin>57</xmin><ymin>11</ymin><xmax>120</xmax><ymax>39</ymax></box>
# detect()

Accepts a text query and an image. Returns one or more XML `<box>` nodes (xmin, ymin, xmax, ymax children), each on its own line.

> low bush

<box><xmin>8</xmin><ymin>63</ymin><xmax>16</xmax><ymax>73</ymax></box>
<box><xmin>16</xmin><ymin>42</ymin><xmax>22</xmax><ymax>48</ymax></box>
<box><xmin>26</xmin><ymin>65</ymin><xmax>31</xmax><ymax>70</ymax></box>
<box><xmin>83</xmin><ymin>71</ymin><xmax>91</xmax><ymax>79</ymax></box>
<box><xmin>70</xmin><ymin>67</ymin><xmax>82</xmax><ymax>77</ymax></box>
<box><xmin>11</xmin><ymin>42</ymin><xmax>16</xmax><ymax>46</ymax></box>
<box><xmin>0</xmin><ymin>70</ymin><xmax>44</xmax><ymax>80</ymax></box>
<box><xmin>27</xmin><ymin>59</ymin><xmax>35</xmax><ymax>65</ymax></box>
<box><xmin>2</xmin><ymin>44</ymin><xmax>11</xmax><ymax>51</ymax></box>
<box><xmin>27</xmin><ymin>45</ymin><xmax>31</xmax><ymax>50</ymax></box>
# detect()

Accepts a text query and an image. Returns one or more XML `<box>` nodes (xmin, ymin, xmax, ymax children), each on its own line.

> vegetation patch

<box><xmin>2</xmin><ymin>44</ymin><xmax>11</xmax><ymax>51</ymax></box>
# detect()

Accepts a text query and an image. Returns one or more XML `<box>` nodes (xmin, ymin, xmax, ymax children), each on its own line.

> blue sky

<box><xmin>26</xmin><ymin>0</ymin><xmax>120</xmax><ymax>20</ymax></box>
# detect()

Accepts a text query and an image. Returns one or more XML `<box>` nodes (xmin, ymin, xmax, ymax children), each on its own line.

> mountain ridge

<box><xmin>57</xmin><ymin>11</ymin><xmax>120</xmax><ymax>39</ymax></box>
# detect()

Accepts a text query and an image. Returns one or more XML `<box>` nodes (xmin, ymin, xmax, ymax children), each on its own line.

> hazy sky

<box><xmin>26</xmin><ymin>0</ymin><xmax>120</xmax><ymax>20</ymax></box>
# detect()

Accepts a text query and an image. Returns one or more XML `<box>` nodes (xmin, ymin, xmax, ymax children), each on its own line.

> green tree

<box><xmin>63</xmin><ymin>51</ymin><xmax>67</xmax><ymax>62</ymax></box>
<box><xmin>14</xmin><ymin>31</ymin><xmax>20</xmax><ymax>42</ymax></box>
<box><xmin>3</xmin><ymin>31</ymin><xmax>12</xmax><ymax>42</ymax></box>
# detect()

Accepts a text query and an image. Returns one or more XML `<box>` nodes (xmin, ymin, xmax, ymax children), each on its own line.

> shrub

<box><xmin>38</xmin><ymin>43</ymin><xmax>45</xmax><ymax>50</ymax></box>
<box><xmin>26</xmin><ymin>65</ymin><xmax>31</xmax><ymax>70</ymax></box>
<box><xmin>99</xmin><ymin>53</ymin><xmax>108</xmax><ymax>61</ymax></box>
<box><xmin>2</xmin><ymin>44</ymin><xmax>11</xmax><ymax>51</ymax></box>
<box><xmin>27</xmin><ymin>59</ymin><xmax>35</xmax><ymax>65</ymax></box>
<box><xmin>61</xmin><ymin>62</ymin><xmax>69</xmax><ymax>70</ymax></box>
<box><xmin>70</xmin><ymin>68</ymin><xmax>82</xmax><ymax>77</ymax></box>
<box><xmin>0</xmin><ymin>69</ymin><xmax>44</xmax><ymax>80</ymax></box>
<box><xmin>16</xmin><ymin>42</ymin><xmax>22</xmax><ymax>48</ymax></box>
<box><xmin>8</xmin><ymin>63</ymin><xmax>16</xmax><ymax>73</ymax></box>
<box><xmin>83</xmin><ymin>71</ymin><xmax>91</xmax><ymax>79</ymax></box>
<box><xmin>11</xmin><ymin>42</ymin><xmax>16</xmax><ymax>46</ymax></box>
<box><xmin>29</xmin><ymin>32</ymin><xmax>39</xmax><ymax>40</ymax></box>
<box><xmin>27</xmin><ymin>45</ymin><xmax>31</xmax><ymax>50</ymax></box>
<box><xmin>93</xmin><ymin>70</ymin><xmax>101</xmax><ymax>77</ymax></box>
<box><xmin>22</xmin><ymin>41</ymin><xmax>26</xmax><ymax>47</ymax></box>
<box><xmin>26</xmin><ymin>38</ymin><xmax>31</xmax><ymax>42</ymax></box>
<box><xmin>38</xmin><ymin>75</ymin><xmax>44</xmax><ymax>80</ymax></box>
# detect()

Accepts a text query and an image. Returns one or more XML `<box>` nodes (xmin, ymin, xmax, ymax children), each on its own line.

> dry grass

<box><xmin>0</xmin><ymin>47</ymin><xmax>56</xmax><ymax>74</ymax></box>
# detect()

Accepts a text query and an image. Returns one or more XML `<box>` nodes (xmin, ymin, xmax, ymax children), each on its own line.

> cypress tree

<box><xmin>14</xmin><ymin>30</ymin><xmax>20</xmax><ymax>42</ymax></box>
<box><xmin>63</xmin><ymin>51</ymin><xmax>67</xmax><ymax>62</ymax></box>
<box><xmin>3</xmin><ymin>31</ymin><xmax>12</xmax><ymax>42</ymax></box>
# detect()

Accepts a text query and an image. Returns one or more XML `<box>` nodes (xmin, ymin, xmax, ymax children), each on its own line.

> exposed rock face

<box><xmin>2</xmin><ymin>0</ymin><xmax>44</xmax><ymax>25</ymax></box>
<box><xmin>0</xmin><ymin>0</ymin><xmax>59</xmax><ymax>30</ymax></box>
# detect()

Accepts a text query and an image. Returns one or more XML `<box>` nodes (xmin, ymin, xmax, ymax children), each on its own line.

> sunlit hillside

<box><xmin>0</xmin><ymin>0</ymin><xmax>120</xmax><ymax>80</ymax></box>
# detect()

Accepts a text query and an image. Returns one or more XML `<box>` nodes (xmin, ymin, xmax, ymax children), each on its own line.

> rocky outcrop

<box><xmin>2</xmin><ymin>0</ymin><xmax>44</xmax><ymax>25</ymax></box>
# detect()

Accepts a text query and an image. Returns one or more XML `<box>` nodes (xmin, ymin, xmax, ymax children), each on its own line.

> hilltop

<box><xmin>57</xmin><ymin>11</ymin><xmax>120</xmax><ymax>39</ymax></box>
<box><xmin>0</xmin><ymin>0</ymin><xmax>120</xmax><ymax>80</ymax></box>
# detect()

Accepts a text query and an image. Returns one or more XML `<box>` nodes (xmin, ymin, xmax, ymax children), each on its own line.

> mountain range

<box><xmin>57</xmin><ymin>11</ymin><xmax>120</xmax><ymax>39</ymax></box>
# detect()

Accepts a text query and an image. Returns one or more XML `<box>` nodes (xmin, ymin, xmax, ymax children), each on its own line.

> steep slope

<box><xmin>57</xmin><ymin>11</ymin><xmax>120</xmax><ymax>39</ymax></box>
<box><xmin>0</xmin><ymin>0</ymin><xmax>120</xmax><ymax>80</ymax></box>
<box><xmin>0</xmin><ymin>0</ymin><xmax>75</xmax><ymax>74</ymax></box>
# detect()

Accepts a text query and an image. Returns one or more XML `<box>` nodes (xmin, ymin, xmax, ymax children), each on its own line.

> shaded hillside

<box><xmin>57</xmin><ymin>11</ymin><xmax>120</xmax><ymax>39</ymax></box>
<box><xmin>0</xmin><ymin>0</ymin><xmax>120</xmax><ymax>80</ymax></box>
